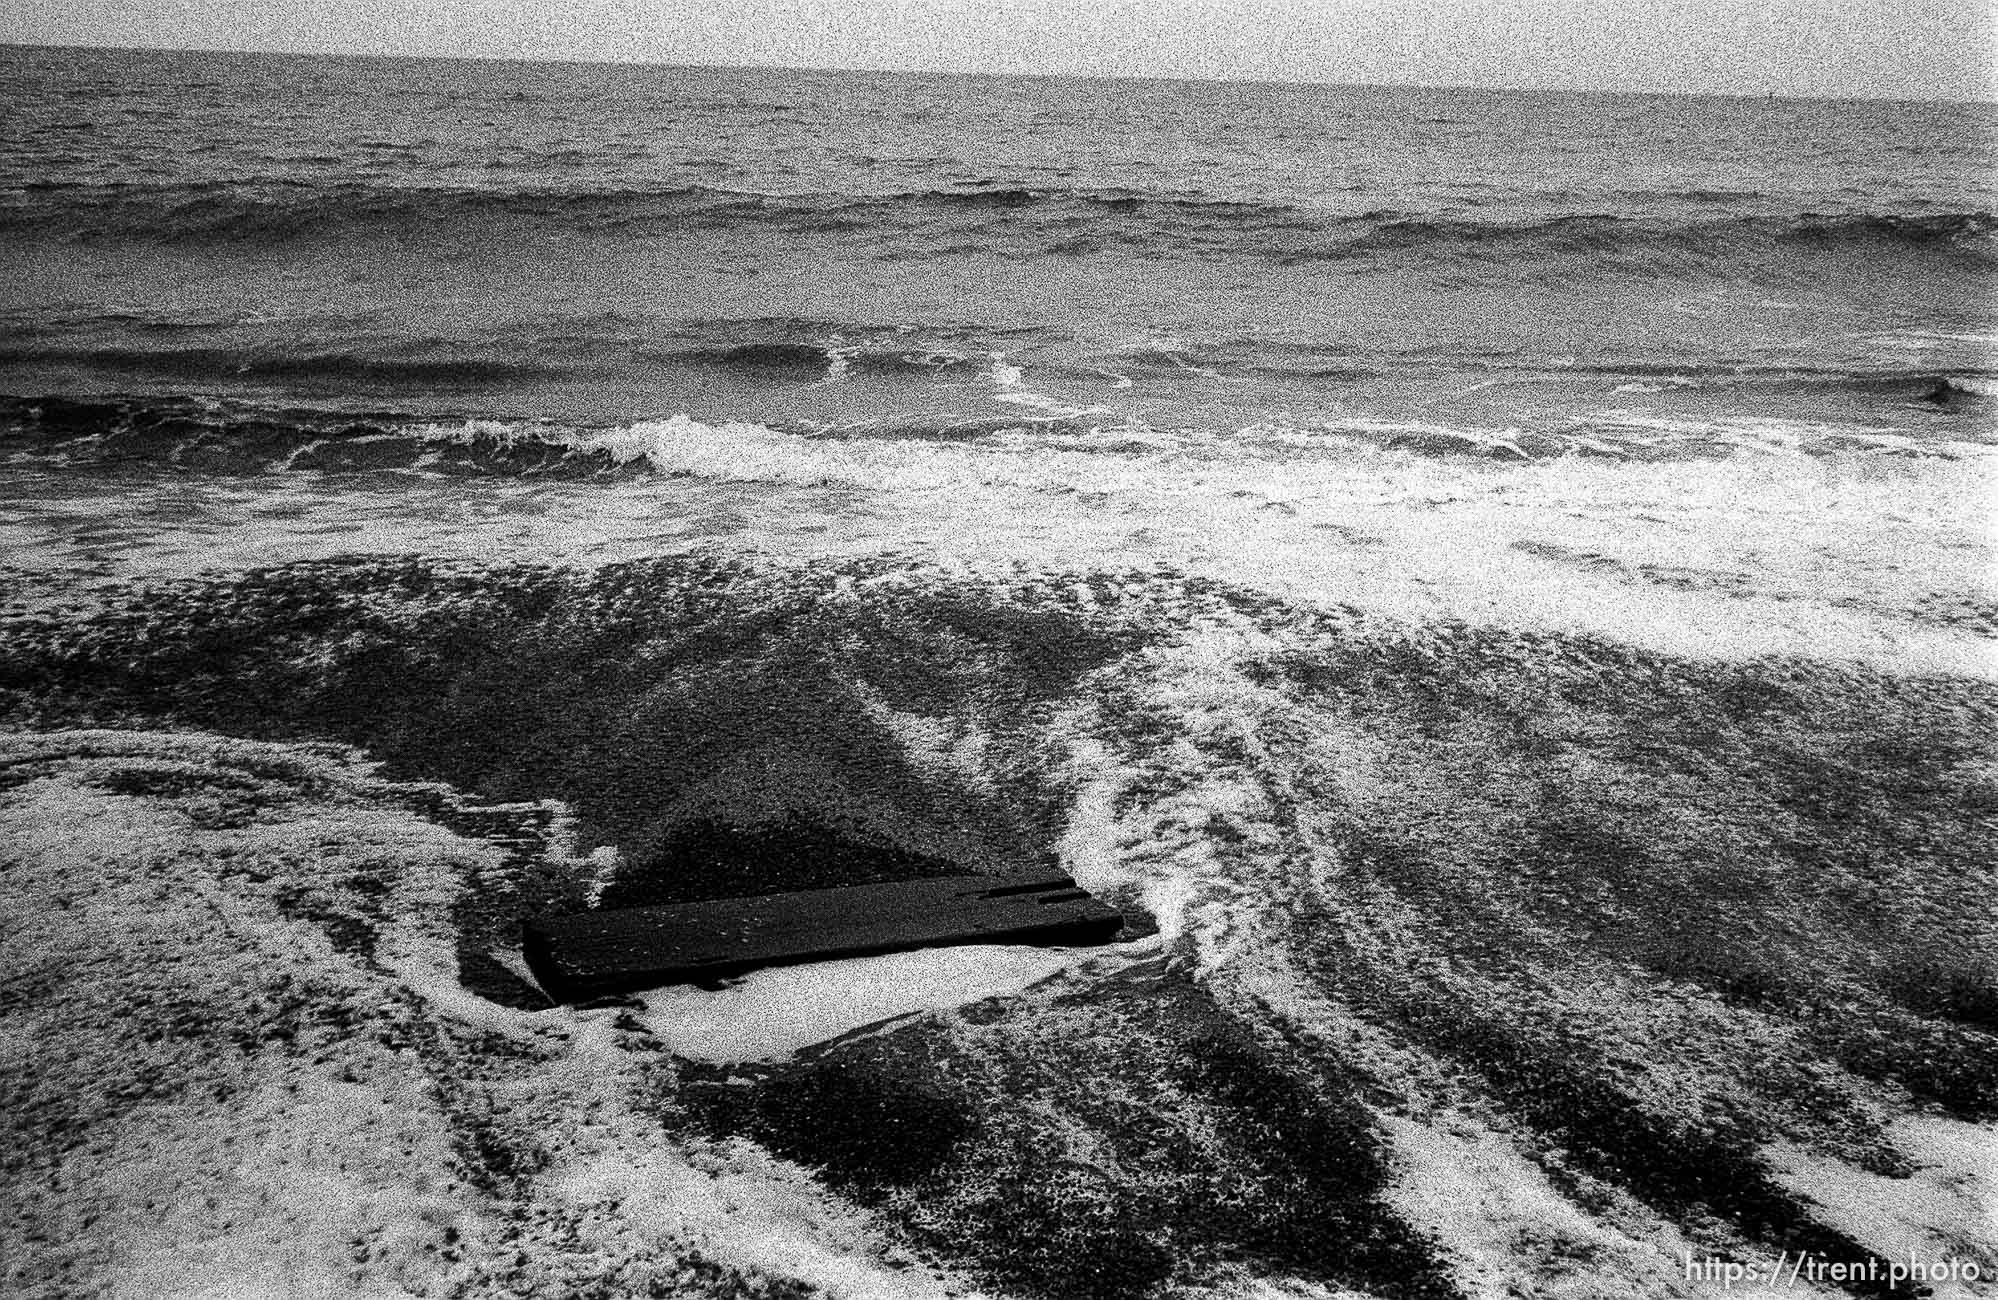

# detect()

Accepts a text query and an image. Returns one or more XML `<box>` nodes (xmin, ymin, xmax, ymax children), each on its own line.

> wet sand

<box><xmin>4</xmin><ymin>555</ymin><xmax>1994</xmax><ymax>1298</ymax></box>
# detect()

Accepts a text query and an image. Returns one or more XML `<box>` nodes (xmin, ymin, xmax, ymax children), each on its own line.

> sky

<box><xmin>5</xmin><ymin>0</ymin><xmax>1995</xmax><ymax>101</ymax></box>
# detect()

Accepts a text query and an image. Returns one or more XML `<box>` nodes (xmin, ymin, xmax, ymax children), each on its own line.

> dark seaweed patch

<box><xmin>712</xmin><ymin>1057</ymin><xmax>981</xmax><ymax>1188</ymax></box>
<box><xmin>1884</xmin><ymin>958</ymin><xmax>1998</xmax><ymax>1033</ymax></box>
<box><xmin>1165</xmin><ymin>1027</ymin><xmax>1456</xmax><ymax>1293</ymax></box>
<box><xmin>1814</xmin><ymin>1006</ymin><xmax>1998</xmax><ymax>1119</ymax></box>
<box><xmin>1385</xmin><ymin>1002</ymin><xmax>1912</xmax><ymax>1296</ymax></box>
<box><xmin>687</xmin><ymin>975</ymin><xmax>1457</xmax><ymax>1300</ymax></box>
<box><xmin>0</xmin><ymin>556</ymin><xmax>1150</xmax><ymax>896</ymax></box>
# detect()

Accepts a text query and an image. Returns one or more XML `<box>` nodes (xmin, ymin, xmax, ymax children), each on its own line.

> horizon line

<box><xmin>4</xmin><ymin>38</ymin><xmax>1992</xmax><ymax>108</ymax></box>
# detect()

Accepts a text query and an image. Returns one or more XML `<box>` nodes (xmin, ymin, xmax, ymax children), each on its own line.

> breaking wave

<box><xmin>3</xmin><ymin>392</ymin><xmax>1987</xmax><ymax>482</ymax></box>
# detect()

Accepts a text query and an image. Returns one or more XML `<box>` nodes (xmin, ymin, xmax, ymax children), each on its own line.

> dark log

<box><xmin>522</xmin><ymin>870</ymin><xmax>1123</xmax><ymax>1001</ymax></box>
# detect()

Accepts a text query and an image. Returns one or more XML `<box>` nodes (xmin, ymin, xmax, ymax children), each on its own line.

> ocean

<box><xmin>3</xmin><ymin>43</ymin><xmax>1996</xmax><ymax>1300</ymax></box>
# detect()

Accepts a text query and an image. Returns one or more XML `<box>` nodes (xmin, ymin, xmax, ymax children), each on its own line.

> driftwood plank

<box><xmin>523</xmin><ymin>871</ymin><xmax>1123</xmax><ymax>1001</ymax></box>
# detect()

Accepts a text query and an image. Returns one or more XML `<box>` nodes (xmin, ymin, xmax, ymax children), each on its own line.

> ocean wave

<box><xmin>1575</xmin><ymin>364</ymin><xmax>1998</xmax><ymax>404</ymax></box>
<box><xmin>1324</xmin><ymin>210</ymin><xmax>1998</xmax><ymax>264</ymax></box>
<box><xmin>9</xmin><ymin>326</ymin><xmax>1990</xmax><ymax>406</ymax></box>
<box><xmin>673</xmin><ymin>341</ymin><xmax>984</xmax><ymax>377</ymax></box>
<box><xmin>1941</xmin><ymin>373</ymin><xmax>1998</xmax><ymax>399</ymax></box>
<box><xmin>1106</xmin><ymin>341</ymin><xmax>1998</xmax><ymax>403</ymax></box>
<box><xmin>0</xmin><ymin>327</ymin><xmax>1040</xmax><ymax>393</ymax></box>
<box><xmin>0</xmin><ymin>181</ymin><xmax>1189</xmax><ymax>242</ymax></box>
<box><xmin>5</xmin><ymin>180</ymin><xmax>1991</xmax><ymax>271</ymax></box>
<box><xmin>4</xmin><ymin>393</ymin><xmax>1984</xmax><ymax>485</ymax></box>
<box><xmin>0</xmin><ymin>343</ymin><xmax>564</xmax><ymax>385</ymax></box>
